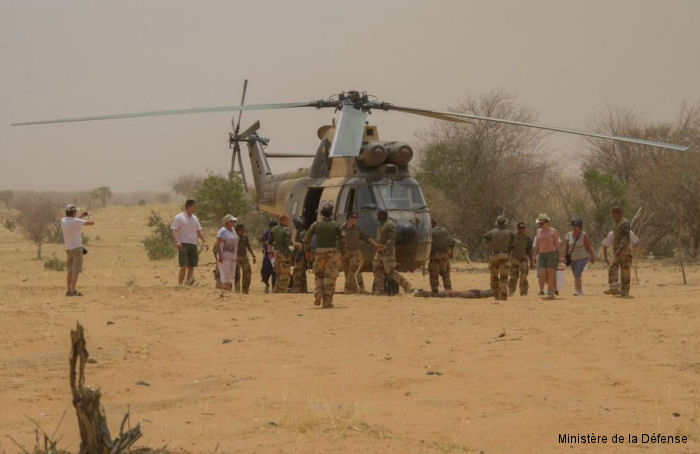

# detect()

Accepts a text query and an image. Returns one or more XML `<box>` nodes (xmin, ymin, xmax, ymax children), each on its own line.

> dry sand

<box><xmin>0</xmin><ymin>205</ymin><xmax>698</xmax><ymax>453</ymax></box>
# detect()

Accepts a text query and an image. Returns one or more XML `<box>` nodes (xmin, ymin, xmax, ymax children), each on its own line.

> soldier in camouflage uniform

<box><xmin>428</xmin><ymin>219</ymin><xmax>455</xmax><ymax>293</ymax></box>
<box><xmin>291</xmin><ymin>216</ymin><xmax>308</xmax><ymax>293</ymax></box>
<box><xmin>234</xmin><ymin>224</ymin><xmax>256</xmax><ymax>294</ymax></box>
<box><xmin>372</xmin><ymin>210</ymin><xmax>413</xmax><ymax>295</ymax></box>
<box><xmin>304</xmin><ymin>203</ymin><xmax>345</xmax><ymax>308</ymax></box>
<box><xmin>604</xmin><ymin>207</ymin><xmax>633</xmax><ymax>297</ymax></box>
<box><xmin>483</xmin><ymin>215</ymin><xmax>515</xmax><ymax>302</ymax></box>
<box><xmin>342</xmin><ymin>211</ymin><xmax>377</xmax><ymax>294</ymax></box>
<box><xmin>509</xmin><ymin>221</ymin><xmax>533</xmax><ymax>296</ymax></box>
<box><xmin>269</xmin><ymin>214</ymin><xmax>298</xmax><ymax>293</ymax></box>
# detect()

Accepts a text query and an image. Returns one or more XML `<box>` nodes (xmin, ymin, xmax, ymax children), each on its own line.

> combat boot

<box><xmin>322</xmin><ymin>295</ymin><xmax>334</xmax><ymax>308</ymax></box>
<box><xmin>603</xmin><ymin>288</ymin><xmax>619</xmax><ymax>295</ymax></box>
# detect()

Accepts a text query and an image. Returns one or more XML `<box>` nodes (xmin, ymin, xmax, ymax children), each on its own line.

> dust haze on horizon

<box><xmin>1</xmin><ymin>0</ymin><xmax>699</xmax><ymax>193</ymax></box>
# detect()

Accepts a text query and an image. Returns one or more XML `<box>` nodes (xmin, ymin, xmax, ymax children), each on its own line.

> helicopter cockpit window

<box><xmin>371</xmin><ymin>180</ymin><xmax>427</xmax><ymax>210</ymax></box>
<box><xmin>357</xmin><ymin>184</ymin><xmax>378</xmax><ymax>209</ymax></box>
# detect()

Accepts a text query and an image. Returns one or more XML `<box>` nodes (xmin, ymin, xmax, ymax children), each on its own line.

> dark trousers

<box><xmin>261</xmin><ymin>255</ymin><xmax>276</xmax><ymax>286</ymax></box>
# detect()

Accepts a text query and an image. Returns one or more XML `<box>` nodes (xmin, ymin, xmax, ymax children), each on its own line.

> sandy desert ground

<box><xmin>0</xmin><ymin>204</ymin><xmax>698</xmax><ymax>453</ymax></box>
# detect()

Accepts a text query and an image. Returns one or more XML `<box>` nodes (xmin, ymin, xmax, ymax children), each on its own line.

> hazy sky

<box><xmin>1</xmin><ymin>0</ymin><xmax>699</xmax><ymax>192</ymax></box>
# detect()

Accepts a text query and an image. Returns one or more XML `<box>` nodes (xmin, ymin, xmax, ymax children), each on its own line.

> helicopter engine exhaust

<box><xmin>385</xmin><ymin>142</ymin><xmax>414</xmax><ymax>167</ymax></box>
<box><xmin>357</xmin><ymin>142</ymin><xmax>387</xmax><ymax>167</ymax></box>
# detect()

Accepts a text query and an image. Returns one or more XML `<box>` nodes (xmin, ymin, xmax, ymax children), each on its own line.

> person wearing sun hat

<box><xmin>565</xmin><ymin>218</ymin><xmax>596</xmax><ymax>296</ymax></box>
<box><xmin>532</xmin><ymin>213</ymin><xmax>562</xmax><ymax>299</ymax></box>
<box><xmin>215</xmin><ymin>214</ymin><xmax>239</xmax><ymax>290</ymax></box>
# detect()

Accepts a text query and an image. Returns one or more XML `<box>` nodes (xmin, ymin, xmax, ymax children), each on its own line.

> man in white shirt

<box><xmin>171</xmin><ymin>199</ymin><xmax>207</xmax><ymax>285</ymax></box>
<box><xmin>61</xmin><ymin>204</ymin><xmax>95</xmax><ymax>296</ymax></box>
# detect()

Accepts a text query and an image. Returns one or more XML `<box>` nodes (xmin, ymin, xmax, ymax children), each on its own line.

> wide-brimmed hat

<box><xmin>536</xmin><ymin>213</ymin><xmax>551</xmax><ymax>223</ymax></box>
<box><xmin>65</xmin><ymin>203</ymin><xmax>78</xmax><ymax>212</ymax></box>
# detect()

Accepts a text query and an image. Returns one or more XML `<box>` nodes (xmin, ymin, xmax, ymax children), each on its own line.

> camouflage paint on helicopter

<box><xmin>243</xmin><ymin>120</ymin><xmax>430</xmax><ymax>272</ymax></box>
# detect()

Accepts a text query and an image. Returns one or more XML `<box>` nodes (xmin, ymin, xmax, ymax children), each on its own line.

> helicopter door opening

<box><xmin>336</xmin><ymin>186</ymin><xmax>356</xmax><ymax>224</ymax></box>
<box><xmin>302</xmin><ymin>188</ymin><xmax>323</xmax><ymax>228</ymax></box>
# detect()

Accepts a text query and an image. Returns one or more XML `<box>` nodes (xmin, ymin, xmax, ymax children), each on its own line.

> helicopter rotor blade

<box><xmin>389</xmin><ymin>105</ymin><xmax>690</xmax><ymax>152</ymax></box>
<box><xmin>230</xmin><ymin>79</ymin><xmax>249</xmax><ymax>189</ymax></box>
<box><xmin>265</xmin><ymin>153</ymin><xmax>316</xmax><ymax>158</ymax></box>
<box><xmin>12</xmin><ymin>101</ymin><xmax>318</xmax><ymax>126</ymax></box>
<box><xmin>233</xmin><ymin>79</ymin><xmax>248</xmax><ymax>136</ymax></box>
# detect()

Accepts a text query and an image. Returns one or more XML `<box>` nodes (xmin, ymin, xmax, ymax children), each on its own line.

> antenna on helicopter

<box><xmin>229</xmin><ymin>79</ymin><xmax>248</xmax><ymax>189</ymax></box>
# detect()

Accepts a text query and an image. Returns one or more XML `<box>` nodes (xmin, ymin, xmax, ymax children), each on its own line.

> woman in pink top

<box><xmin>533</xmin><ymin>213</ymin><xmax>562</xmax><ymax>299</ymax></box>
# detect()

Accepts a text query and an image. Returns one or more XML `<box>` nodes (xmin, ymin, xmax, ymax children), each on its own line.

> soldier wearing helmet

<box><xmin>483</xmin><ymin>215</ymin><xmax>515</xmax><ymax>302</ymax></box>
<box><xmin>269</xmin><ymin>214</ymin><xmax>298</xmax><ymax>293</ymax></box>
<box><xmin>291</xmin><ymin>216</ymin><xmax>309</xmax><ymax>293</ymax></box>
<box><xmin>304</xmin><ymin>202</ymin><xmax>346</xmax><ymax>308</ymax></box>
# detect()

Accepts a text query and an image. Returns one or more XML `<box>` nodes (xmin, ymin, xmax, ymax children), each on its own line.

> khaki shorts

<box><xmin>537</xmin><ymin>251</ymin><xmax>559</xmax><ymax>270</ymax></box>
<box><xmin>66</xmin><ymin>247</ymin><xmax>84</xmax><ymax>274</ymax></box>
<box><xmin>178</xmin><ymin>243</ymin><xmax>198</xmax><ymax>267</ymax></box>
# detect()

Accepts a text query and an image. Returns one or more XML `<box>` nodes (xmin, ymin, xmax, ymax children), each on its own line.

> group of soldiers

<box><xmin>233</xmin><ymin>204</ymin><xmax>635</xmax><ymax>307</ymax></box>
<box><xmin>264</xmin><ymin>203</ymin><xmax>413</xmax><ymax>308</ymax></box>
<box><xmin>482</xmin><ymin>208</ymin><xmax>635</xmax><ymax>302</ymax></box>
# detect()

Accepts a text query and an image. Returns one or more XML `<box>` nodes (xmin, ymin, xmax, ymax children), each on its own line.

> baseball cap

<box><xmin>223</xmin><ymin>214</ymin><xmax>238</xmax><ymax>223</ymax></box>
<box><xmin>65</xmin><ymin>204</ymin><xmax>78</xmax><ymax>212</ymax></box>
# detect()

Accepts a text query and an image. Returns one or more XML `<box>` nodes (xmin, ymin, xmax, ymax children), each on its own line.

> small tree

<box><xmin>582</xmin><ymin>168</ymin><xmax>629</xmax><ymax>242</ymax></box>
<box><xmin>171</xmin><ymin>174</ymin><xmax>204</xmax><ymax>198</ymax></box>
<box><xmin>193</xmin><ymin>173</ymin><xmax>252</xmax><ymax>225</ymax></box>
<box><xmin>91</xmin><ymin>186</ymin><xmax>113</xmax><ymax>208</ymax></box>
<box><xmin>416</xmin><ymin>89</ymin><xmax>550</xmax><ymax>254</ymax></box>
<box><xmin>0</xmin><ymin>190</ymin><xmax>13</xmax><ymax>208</ymax></box>
<box><xmin>142</xmin><ymin>211</ymin><xmax>177</xmax><ymax>260</ymax></box>
<box><xmin>15</xmin><ymin>196</ymin><xmax>61</xmax><ymax>259</ymax></box>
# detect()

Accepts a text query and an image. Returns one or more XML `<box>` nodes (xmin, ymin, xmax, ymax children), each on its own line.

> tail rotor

<box><xmin>229</xmin><ymin>79</ymin><xmax>249</xmax><ymax>189</ymax></box>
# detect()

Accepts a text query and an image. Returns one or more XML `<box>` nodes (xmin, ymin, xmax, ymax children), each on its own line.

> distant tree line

<box><xmin>417</xmin><ymin>89</ymin><xmax>700</xmax><ymax>259</ymax></box>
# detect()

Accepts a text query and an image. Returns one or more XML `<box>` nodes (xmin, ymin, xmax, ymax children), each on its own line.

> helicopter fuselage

<box><xmin>244</xmin><ymin>123</ymin><xmax>432</xmax><ymax>272</ymax></box>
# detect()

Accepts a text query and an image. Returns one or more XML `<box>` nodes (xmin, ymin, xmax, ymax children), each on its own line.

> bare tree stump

<box><xmin>69</xmin><ymin>322</ymin><xmax>142</xmax><ymax>454</ymax></box>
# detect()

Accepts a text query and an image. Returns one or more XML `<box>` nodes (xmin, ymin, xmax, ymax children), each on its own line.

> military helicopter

<box><xmin>12</xmin><ymin>86</ymin><xmax>689</xmax><ymax>273</ymax></box>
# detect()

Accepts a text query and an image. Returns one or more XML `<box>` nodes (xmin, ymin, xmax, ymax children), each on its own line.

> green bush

<box><xmin>2</xmin><ymin>218</ymin><xmax>16</xmax><ymax>232</ymax></box>
<box><xmin>193</xmin><ymin>173</ymin><xmax>252</xmax><ymax>226</ymax></box>
<box><xmin>44</xmin><ymin>254</ymin><xmax>66</xmax><ymax>271</ymax></box>
<box><xmin>142</xmin><ymin>211</ymin><xmax>176</xmax><ymax>260</ymax></box>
